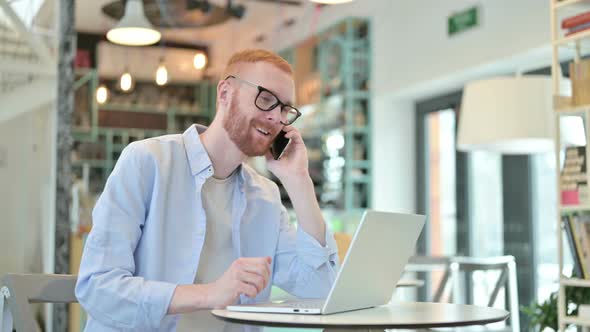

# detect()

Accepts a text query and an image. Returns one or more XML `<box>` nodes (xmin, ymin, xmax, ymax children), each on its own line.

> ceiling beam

<box><xmin>0</xmin><ymin>78</ymin><xmax>55</xmax><ymax>123</ymax></box>
<box><xmin>0</xmin><ymin>0</ymin><xmax>55</xmax><ymax>65</ymax></box>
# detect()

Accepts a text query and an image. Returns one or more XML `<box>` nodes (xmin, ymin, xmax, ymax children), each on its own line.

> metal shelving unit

<box><xmin>72</xmin><ymin>69</ymin><xmax>216</xmax><ymax>193</ymax></box>
<box><xmin>551</xmin><ymin>0</ymin><xmax>590</xmax><ymax>330</ymax></box>
<box><xmin>277</xmin><ymin>17</ymin><xmax>372</xmax><ymax>212</ymax></box>
<box><xmin>318</xmin><ymin>17</ymin><xmax>372</xmax><ymax>211</ymax></box>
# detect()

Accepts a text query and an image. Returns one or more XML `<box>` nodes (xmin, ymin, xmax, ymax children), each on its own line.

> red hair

<box><xmin>222</xmin><ymin>49</ymin><xmax>293</xmax><ymax>79</ymax></box>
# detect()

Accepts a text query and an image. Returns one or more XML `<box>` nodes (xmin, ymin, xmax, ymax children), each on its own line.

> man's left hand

<box><xmin>266</xmin><ymin>126</ymin><xmax>309</xmax><ymax>183</ymax></box>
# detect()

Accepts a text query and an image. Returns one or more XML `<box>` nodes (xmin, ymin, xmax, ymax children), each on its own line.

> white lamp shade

<box><xmin>457</xmin><ymin>76</ymin><xmax>554</xmax><ymax>154</ymax></box>
<box><xmin>106</xmin><ymin>0</ymin><xmax>161</xmax><ymax>46</ymax></box>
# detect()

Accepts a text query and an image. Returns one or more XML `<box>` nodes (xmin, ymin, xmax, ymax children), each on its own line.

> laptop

<box><xmin>226</xmin><ymin>210</ymin><xmax>425</xmax><ymax>315</ymax></box>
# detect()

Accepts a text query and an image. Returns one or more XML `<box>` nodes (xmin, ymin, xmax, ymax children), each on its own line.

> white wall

<box><xmin>0</xmin><ymin>106</ymin><xmax>54</xmax><ymax>276</ymax></box>
<box><xmin>372</xmin><ymin>96</ymin><xmax>415</xmax><ymax>212</ymax></box>
<box><xmin>272</xmin><ymin>0</ymin><xmax>551</xmax><ymax>212</ymax></box>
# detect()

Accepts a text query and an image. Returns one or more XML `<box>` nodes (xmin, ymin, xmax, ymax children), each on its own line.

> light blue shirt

<box><xmin>75</xmin><ymin>124</ymin><xmax>339</xmax><ymax>331</ymax></box>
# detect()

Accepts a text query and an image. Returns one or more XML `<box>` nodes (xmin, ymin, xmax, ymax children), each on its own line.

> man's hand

<box><xmin>166</xmin><ymin>257</ymin><xmax>272</xmax><ymax>314</ymax></box>
<box><xmin>204</xmin><ymin>257</ymin><xmax>272</xmax><ymax>309</ymax></box>
<box><xmin>266</xmin><ymin>126</ymin><xmax>309</xmax><ymax>182</ymax></box>
<box><xmin>265</xmin><ymin>125</ymin><xmax>327</xmax><ymax>246</ymax></box>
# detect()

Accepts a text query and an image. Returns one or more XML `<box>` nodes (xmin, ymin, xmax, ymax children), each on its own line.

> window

<box><xmin>416</xmin><ymin>91</ymin><xmax>542</xmax><ymax>325</ymax></box>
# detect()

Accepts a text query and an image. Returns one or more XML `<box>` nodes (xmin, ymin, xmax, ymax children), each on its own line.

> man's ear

<box><xmin>217</xmin><ymin>80</ymin><xmax>231</xmax><ymax>108</ymax></box>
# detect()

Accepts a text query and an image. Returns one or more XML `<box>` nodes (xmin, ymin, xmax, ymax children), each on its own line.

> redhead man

<box><xmin>75</xmin><ymin>49</ymin><xmax>339</xmax><ymax>331</ymax></box>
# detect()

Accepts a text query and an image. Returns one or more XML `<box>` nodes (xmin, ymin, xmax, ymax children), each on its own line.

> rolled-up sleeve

<box><xmin>75</xmin><ymin>143</ymin><xmax>176</xmax><ymax>330</ymax></box>
<box><xmin>272</xmin><ymin>205</ymin><xmax>339</xmax><ymax>298</ymax></box>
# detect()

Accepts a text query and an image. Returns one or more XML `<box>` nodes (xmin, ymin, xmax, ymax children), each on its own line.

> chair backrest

<box><xmin>1</xmin><ymin>273</ymin><xmax>78</xmax><ymax>332</ymax></box>
<box><xmin>333</xmin><ymin>232</ymin><xmax>353</xmax><ymax>263</ymax></box>
<box><xmin>404</xmin><ymin>255</ymin><xmax>519</xmax><ymax>332</ymax></box>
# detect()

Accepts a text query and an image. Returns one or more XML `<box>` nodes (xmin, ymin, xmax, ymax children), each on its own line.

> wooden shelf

<box><xmin>563</xmin><ymin>316</ymin><xmax>590</xmax><ymax>326</ymax></box>
<box><xmin>560</xmin><ymin>205</ymin><xmax>590</xmax><ymax>212</ymax></box>
<box><xmin>555</xmin><ymin>105</ymin><xmax>590</xmax><ymax>116</ymax></box>
<box><xmin>554</xmin><ymin>96</ymin><xmax>590</xmax><ymax>115</ymax></box>
<box><xmin>554</xmin><ymin>0</ymin><xmax>590</xmax><ymax>10</ymax></box>
<box><xmin>554</xmin><ymin>28</ymin><xmax>590</xmax><ymax>49</ymax></box>
<box><xmin>552</xmin><ymin>3</ymin><xmax>590</xmax><ymax>330</ymax></box>
<box><xmin>100</xmin><ymin>103</ymin><xmax>168</xmax><ymax>114</ymax></box>
<box><xmin>560</xmin><ymin>277</ymin><xmax>590</xmax><ymax>287</ymax></box>
<box><xmin>95</xmin><ymin>127</ymin><xmax>167</xmax><ymax>136</ymax></box>
<box><xmin>100</xmin><ymin>103</ymin><xmax>200</xmax><ymax>115</ymax></box>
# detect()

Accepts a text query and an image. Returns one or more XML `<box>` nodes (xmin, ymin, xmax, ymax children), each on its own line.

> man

<box><xmin>75</xmin><ymin>49</ymin><xmax>339</xmax><ymax>331</ymax></box>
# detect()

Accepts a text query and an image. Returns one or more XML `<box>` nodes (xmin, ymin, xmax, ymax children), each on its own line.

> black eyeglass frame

<box><xmin>225</xmin><ymin>75</ymin><xmax>302</xmax><ymax>125</ymax></box>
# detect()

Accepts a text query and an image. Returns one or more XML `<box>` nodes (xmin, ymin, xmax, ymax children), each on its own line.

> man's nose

<box><xmin>265</xmin><ymin>105</ymin><xmax>282</xmax><ymax>124</ymax></box>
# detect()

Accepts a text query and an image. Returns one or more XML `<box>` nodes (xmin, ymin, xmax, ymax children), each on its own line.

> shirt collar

<box><xmin>182</xmin><ymin>124</ymin><xmax>247</xmax><ymax>188</ymax></box>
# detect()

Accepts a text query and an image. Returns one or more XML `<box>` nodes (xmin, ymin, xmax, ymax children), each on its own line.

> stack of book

<box><xmin>563</xmin><ymin>213</ymin><xmax>590</xmax><ymax>279</ymax></box>
<box><xmin>562</xmin><ymin>11</ymin><xmax>590</xmax><ymax>37</ymax></box>
<box><xmin>561</xmin><ymin>146</ymin><xmax>588</xmax><ymax>205</ymax></box>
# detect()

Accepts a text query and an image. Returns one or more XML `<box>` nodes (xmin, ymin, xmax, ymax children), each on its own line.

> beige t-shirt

<box><xmin>176</xmin><ymin>172</ymin><xmax>239</xmax><ymax>332</ymax></box>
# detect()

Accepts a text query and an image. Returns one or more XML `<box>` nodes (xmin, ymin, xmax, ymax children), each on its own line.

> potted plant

<box><xmin>522</xmin><ymin>286</ymin><xmax>590</xmax><ymax>331</ymax></box>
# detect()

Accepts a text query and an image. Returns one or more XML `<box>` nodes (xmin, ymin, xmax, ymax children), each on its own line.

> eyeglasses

<box><xmin>225</xmin><ymin>75</ymin><xmax>301</xmax><ymax>125</ymax></box>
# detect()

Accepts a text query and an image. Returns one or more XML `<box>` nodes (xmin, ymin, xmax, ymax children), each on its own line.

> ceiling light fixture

<box><xmin>120</xmin><ymin>70</ymin><xmax>134</xmax><ymax>92</ymax></box>
<box><xmin>194</xmin><ymin>52</ymin><xmax>207</xmax><ymax>70</ymax></box>
<box><xmin>106</xmin><ymin>0</ymin><xmax>161</xmax><ymax>46</ymax></box>
<box><xmin>96</xmin><ymin>85</ymin><xmax>109</xmax><ymax>104</ymax></box>
<box><xmin>156</xmin><ymin>58</ymin><xmax>168</xmax><ymax>86</ymax></box>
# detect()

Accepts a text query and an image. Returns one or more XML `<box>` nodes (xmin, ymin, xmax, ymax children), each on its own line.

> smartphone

<box><xmin>270</xmin><ymin>130</ymin><xmax>290</xmax><ymax>160</ymax></box>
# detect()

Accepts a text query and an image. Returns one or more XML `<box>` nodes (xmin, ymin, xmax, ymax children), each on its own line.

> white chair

<box><xmin>406</xmin><ymin>255</ymin><xmax>519</xmax><ymax>332</ymax></box>
<box><xmin>1</xmin><ymin>273</ymin><xmax>77</xmax><ymax>332</ymax></box>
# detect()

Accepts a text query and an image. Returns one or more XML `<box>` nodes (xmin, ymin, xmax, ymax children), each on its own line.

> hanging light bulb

<box><xmin>96</xmin><ymin>84</ymin><xmax>109</xmax><ymax>104</ymax></box>
<box><xmin>193</xmin><ymin>52</ymin><xmax>207</xmax><ymax>70</ymax></box>
<box><xmin>120</xmin><ymin>70</ymin><xmax>133</xmax><ymax>92</ymax></box>
<box><xmin>106</xmin><ymin>0</ymin><xmax>161</xmax><ymax>46</ymax></box>
<box><xmin>156</xmin><ymin>58</ymin><xmax>168</xmax><ymax>86</ymax></box>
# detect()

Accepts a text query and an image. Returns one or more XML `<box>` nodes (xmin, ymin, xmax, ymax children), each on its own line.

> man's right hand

<box><xmin>204</xmin><ymin>256</ymin><xmax>272</xmax><ymax>309</ymax></box>
<box><xmin>167</xmin><ymin>256</ymin><xmax>272</xmax><ymax>314</ymax></box>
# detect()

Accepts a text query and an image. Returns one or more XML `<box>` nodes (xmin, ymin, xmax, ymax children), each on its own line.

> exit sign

<box><xmin>448</xmin><ymin>7</ymin><xmax>479</xmax><ymax>36</ymax></box>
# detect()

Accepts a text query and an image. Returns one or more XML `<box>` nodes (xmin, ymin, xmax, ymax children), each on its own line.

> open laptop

<box><xmin>226</xmin><ymin>210</ymin><xmax>425</xmax><ymax>315</ymax></box>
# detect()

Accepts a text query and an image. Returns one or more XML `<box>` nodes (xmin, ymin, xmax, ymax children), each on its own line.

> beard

<box><xmin>223</xmin><ymin>97</ymin><xmax>274</xmax><ymax>157</ymax></box>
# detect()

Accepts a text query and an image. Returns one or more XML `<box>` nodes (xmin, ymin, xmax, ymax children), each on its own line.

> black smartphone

<box><xmin>270</xmin><ymin>130</ymin><xmax>290</xmax><ymax>160</ymax></box>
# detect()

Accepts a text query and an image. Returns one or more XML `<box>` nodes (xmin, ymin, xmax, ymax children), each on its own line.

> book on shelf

<box><xmin>561</xmin><ymin>146</ymin><xmax>588</xmax><ymax>206</ymax></box>
<box><xmin>565</xmin><ymin>22</ymin><xmax>590</xmax><ymax>36</ymax></box>
<box><xmin>562</xmin><ymin>11</ymin><xmax>590</xmax><ymax>30</ymax></box>
<box><xmin>563</xmin><ymin>215</ymin><xmax>585</xmax><ymax>278</ymax></box>
<box><xmin>563</xmin><ymin>213</ymin><xmax>590</xmax><ymax>279</ymax></box>
<box><xmin>577</xmin><ymin>214</ymin><xmax>590</xmax><ymax>278</ymax></box>
<box><xmin>565</xmin><ymin>24</ymin><xmax>590</xmax><ymax>37</ymax></box>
